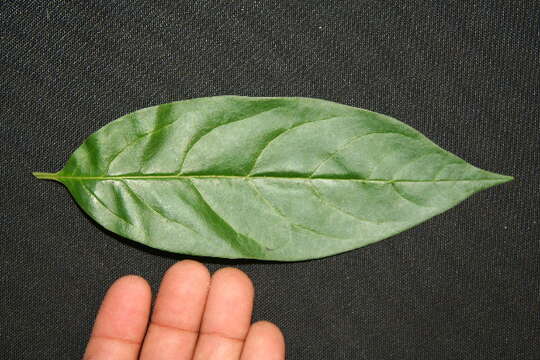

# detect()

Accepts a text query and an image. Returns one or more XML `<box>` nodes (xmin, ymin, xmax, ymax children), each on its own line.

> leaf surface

<box><xmin>34</xmin><ymin>96</ymin><xmax>512</xmax><ymax>260</ymax></box>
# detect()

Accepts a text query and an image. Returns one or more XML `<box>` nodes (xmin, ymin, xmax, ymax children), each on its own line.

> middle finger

<box><xmin>192</xmin><ymin>267</ymin><xmax>254</xmax><ymax>360</ymax></box>
<box><xmin>140</xmin><ymin>260</ymin><xmax>211</xmax><ymax>360</ymax></box>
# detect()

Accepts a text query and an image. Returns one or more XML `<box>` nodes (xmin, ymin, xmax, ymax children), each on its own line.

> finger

<box><xmin>139</xmin><ymin>260</ymin><xmax>211</xmax><ymax>360</ymax></box>
<box><xmin>83</xmin><ymin>275</ymin><xmax>151</xmax><ymax>360</ymax></box>
<box><xmin>240</xmin><ymin>321</ymin><xmax>285</xmax><ymax>360</ymax></box>
<box><xmin>192</xmin><ymin>267</ymin><xmax>254</xmax><ymax>360</ymax></box>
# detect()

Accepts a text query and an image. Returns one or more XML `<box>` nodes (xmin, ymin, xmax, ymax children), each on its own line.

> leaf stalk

<box><xmin>32</xmin><ymin>172</ymin><xmax>58</xmax><ymax>180</ymax></box>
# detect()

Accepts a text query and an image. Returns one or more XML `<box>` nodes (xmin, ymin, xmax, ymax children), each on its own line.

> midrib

<box><xmin>32</xmin><ymin>172</ymin><xmax>507</xmax><ymax>184</ymax></box>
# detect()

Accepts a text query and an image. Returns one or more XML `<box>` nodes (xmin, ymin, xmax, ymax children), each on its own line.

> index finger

<box><xmin>83</xmin><ymin>275</ymin><xmax>151</xmax><ymax>360</ymax></box>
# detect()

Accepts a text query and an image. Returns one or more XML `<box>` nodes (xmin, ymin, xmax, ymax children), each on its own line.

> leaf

<box><xmin>33</xmin><ymin>96</ymin><xmax>512</xmax><ymax>261</ymax></box>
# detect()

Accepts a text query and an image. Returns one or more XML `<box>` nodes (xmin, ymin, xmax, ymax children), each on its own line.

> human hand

<box><xmin>83</xmin><ymin>260</ymin><xmax>285</xmax><ymax>359</ymax></box>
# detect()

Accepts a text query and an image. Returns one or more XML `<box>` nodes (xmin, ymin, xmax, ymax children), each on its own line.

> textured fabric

<box><xmin>1</xmin><ymin>1</ymin><xmax>539</xmax><ymax>359</ymax></box>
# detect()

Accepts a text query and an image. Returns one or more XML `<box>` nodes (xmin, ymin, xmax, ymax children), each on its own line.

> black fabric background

<box><xmin>1</xmin><ymin>1</ymin><xmax>539</xmax><ymax>359</ymax></box>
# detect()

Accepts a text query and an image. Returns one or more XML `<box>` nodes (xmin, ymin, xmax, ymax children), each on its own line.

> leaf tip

<box><xmin>486</xmin><ymin>174</ymin><xmax>513</xmax><ymax>188</ymax></box>
<box><xmin>499</xmin><ymin>174</ymin><xmax>514</xmax><ymax>184</ymax></box>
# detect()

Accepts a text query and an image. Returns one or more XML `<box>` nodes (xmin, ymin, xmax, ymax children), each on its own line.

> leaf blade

<box><xmin>34</xmin><ymin>96</ymin><xmax>513</xmax><ymax>260</ymax></box>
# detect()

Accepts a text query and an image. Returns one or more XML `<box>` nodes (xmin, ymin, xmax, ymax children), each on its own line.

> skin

<box><xmin>83</xmin><ymin>260</ymin><xmax>285</xmax><ymax>360</ymax></box>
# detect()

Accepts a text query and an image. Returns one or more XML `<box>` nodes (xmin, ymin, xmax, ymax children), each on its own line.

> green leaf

<box><xmin>33</xmin><ymin>96</ymin><xmax>512</xmax><ymax>261</ymax></box>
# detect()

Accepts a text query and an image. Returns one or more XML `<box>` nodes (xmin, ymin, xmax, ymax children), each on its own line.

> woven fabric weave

<box><xmin>1</xmin><ymin>1</ymin><xmax>538</xmax><ymax>359</ymax></box>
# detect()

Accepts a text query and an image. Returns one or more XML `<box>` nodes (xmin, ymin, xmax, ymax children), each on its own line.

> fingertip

<box><xmin>103</xmin><ymin>275</ymin><xmax>152</xmax><ymax>311</ymax></box>
<box><xmin>112</xmin><ymin>275</ymin><xmax>151</xmax><ymax>294</ymax></box>
<box><xmin>212</xmin><ymin>267</ymin><xmax>254</xmax><ymax>295</ymax></box>
<box><xmin>249</xmin><ymin>321</ymin><xmax>285</xmax><ymax>347</ymax></box>
<box><xmin>165</xmin><ymin>260</ymin><xmax>211</xmax><ymax>284</ymax></box>
<box><xmin>250</xmin><ymin>321</ymin><xmax>284</xmax><ymax>337</ymax></box>
<box><xmin>241</xmin><ymin>321</ymin><xmax>285</xmax><ymax>360</ymax></box>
